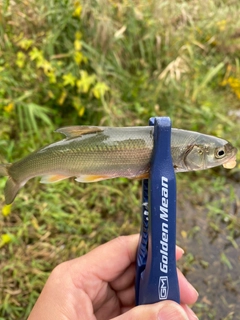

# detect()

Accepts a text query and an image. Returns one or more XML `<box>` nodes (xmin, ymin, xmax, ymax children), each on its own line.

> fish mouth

<box><xmin>222</xmin><ymin>146</ymin><xmax>238</xmax><ymax>169</ymax></box>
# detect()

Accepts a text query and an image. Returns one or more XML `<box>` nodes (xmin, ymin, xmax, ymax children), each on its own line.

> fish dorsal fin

<box><xmin>55</xmin><ymin>126</ymin><xmax>104</xmax><ymax>138</ymax></box>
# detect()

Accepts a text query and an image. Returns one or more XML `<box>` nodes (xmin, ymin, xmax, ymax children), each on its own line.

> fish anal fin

<box><xmin>75</xmin><ymin>175</ymin><xmax>112</xmax><ymax>183</ymax></box>
<box><xmin>40</xmin><ymin>174</ymin><xmax>71</xmax><ymax>184</ymax></box>
<box><xmin>55</xmin><ymin>126</ymin><xmax>104</xmax><ymax>138</ymax></box>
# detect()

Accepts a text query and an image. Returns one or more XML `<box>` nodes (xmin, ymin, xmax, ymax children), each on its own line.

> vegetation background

<box><xmin>0</xmin><ymin>0</ymin><xmax>240</xmax><ymax>319</ymax></box>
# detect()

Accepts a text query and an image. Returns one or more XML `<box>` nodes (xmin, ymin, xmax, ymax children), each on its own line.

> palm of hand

<box><xmin>59</xmin><ymin>240</ymin><xmax>136</xmax><ymax>320</ymax></box>
<box><xmin>28</xmin><ymin>236</ymin><xmax>198</xmax><ymax>320</ymax></box>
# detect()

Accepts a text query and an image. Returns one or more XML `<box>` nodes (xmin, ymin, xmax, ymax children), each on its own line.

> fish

<box><xmin>0</xmin><ymin>126</ymin><xmax>237</xmax><ymax>204</ymax></box>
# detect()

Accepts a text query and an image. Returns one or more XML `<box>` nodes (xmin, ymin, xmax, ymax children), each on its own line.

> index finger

<box><xmin>75</xmin><ymin>234</ymin><xmax>184</xmax><ymax>282</ymax></box>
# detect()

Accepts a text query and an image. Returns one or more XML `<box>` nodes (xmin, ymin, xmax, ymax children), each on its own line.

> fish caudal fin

<box><xmin>0</xmin><ymin>164</ymin><xmax>21</xmax><ymax>204</ymax></box>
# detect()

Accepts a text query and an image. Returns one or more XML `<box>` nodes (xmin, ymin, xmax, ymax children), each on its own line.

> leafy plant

<box><xmin>1</xmin><ymin>0</ymin><xmax>240</xmax><ymax>319</ymax></box>
<box><xmin>0</xmin><ymin>0</ymin><xmax>110</xmax><ymax>136</ymax></box>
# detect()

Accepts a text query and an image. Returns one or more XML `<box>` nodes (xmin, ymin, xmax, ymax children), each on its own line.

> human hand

<box><xmin>28</xmin><ymin>234</ymin><xmax>198</xmax><ymax>320</ymax></box>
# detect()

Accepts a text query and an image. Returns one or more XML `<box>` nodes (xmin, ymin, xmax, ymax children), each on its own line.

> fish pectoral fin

<box><xmin>55</xmin><ymin>126</ymin><xmax>104</xmax><ymax>138</ymax></box>
<box><xmin>75</xmin><ymin>175</ymin><xmax>112</xmax><ymax>183</ymax></box>
<box><xmin>40</xmin><ymin>174</ymin><xmax>71</xmax><ymax>184</ymax></box>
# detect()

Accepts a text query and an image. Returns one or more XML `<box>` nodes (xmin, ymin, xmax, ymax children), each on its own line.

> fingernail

<box><xmin>176</xmin><ymin>245</ymin><xmax>185</xmax><ymax>255</ymax></box>
<box><xmin>189</xmin><ymin>284</ymin><xmax>199</xmax><ymax>299</ymax></box>
<box><xmin>184</xmin><ymin>277</ymin><xmax>199</xmax><ymax>299</ymax></box>
<box><xmin>158</xmin><ymin>301</ymin><xmax>189</xmax><ymax>320</ymax></box>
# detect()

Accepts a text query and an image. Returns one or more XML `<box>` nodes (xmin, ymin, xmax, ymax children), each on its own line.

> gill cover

<box><xmin>184</xmin><ymin>145</ymin><xmax>205</xmax><ymax>171</ymax></box>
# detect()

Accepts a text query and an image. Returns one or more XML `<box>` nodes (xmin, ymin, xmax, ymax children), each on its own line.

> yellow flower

<box><xmin>74</xmin><ymin>51</ymin><xmax>87</xmax><ymax>65</ymax></box>
<box><xmin>2</xmin><ymin>204</ymin><xmax>12</xmax><ymax>217</ymax></box>
<box><xmin>221</xmin><ymin>76</ymin><xmax>240</xmax><ymax>100</ymax></box>
<box><xmin>58</xmin><ymin>91</ymin><xmax>67</xmax><ymax>105</ymax></box>
<box><xmin>74</xmin><ymin>39</ymin><xmax>82</xmax><ymax>51</ymax></box>
<box><xmin>16</xmin><ymin>51</ymin><xmax>26</xmax><ymax>68</ymax></box>
<box><xmin>217</xmin><ymin>20</ymin><xmax>227</xmax><ymax>32</ymax></box>
<box><xmin>72</xmin><ymin>97</ymin><xmax>85</xmax><ymax>117</ymax></box>
<box><xmin>227</xmin><ymin>77</ymin><xmax>240</xmax><ymax>100</ymax></box>
<box><xmin>0</xmin><ymin>234</ymin><xmax>12</xmax><ymax>248</ymax></box>
<box><xmin>78</xmin><ymin>106</ymin><xmax>85</xmax><ymax>117</ymax></box>
<box><xmin>46</xmin><ymin>70</ymin><xmax>57</xmax><ymax>84</ymax></box>
<box><xmin>75</xmin><ymin>31</ymin><xmax>82</xmax><ymax>40</ymax></box>
<box><xmin>73</xmin><ymin>1</ymin><xmax>82</xmax><ymax>18</ymax></box>
<box><xmin>19</xmin><ymin>38</ymin><xmax>33</xmax><ymax>50</ymax></box>
<box><xmin>77</xmin><ymin>70</ymin><xmax>96</xmax><ymax>93</ymax></box>
<box><xmin>29</xmin><ymin>47</ymin><xmax>44</xmax><ymax>62</ymax></box>
<box><xmin>92</xmin><ymin>82</ymin><xmax>109</xmax><ymax>99</ymax></box>
<box><xmin>62</xmin><ymin>73</ymin><xmax>77</xmax><ymax>87</ymax></box>
<box><xmin>4</xmin><ymin>102</ymin><xmax>14</xmax><ymax>113</ymax></box>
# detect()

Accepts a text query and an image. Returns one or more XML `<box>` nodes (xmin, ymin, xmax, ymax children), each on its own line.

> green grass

<box><xmin>0</xmin><ymin>0</ymin><xmax>240</xmax><ymax>319</ymax></box>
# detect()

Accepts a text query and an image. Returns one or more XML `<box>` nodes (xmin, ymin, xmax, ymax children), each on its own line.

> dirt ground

<box><xmin>176</xmin><ymin>183</ymin><xmax>240</xmax><ymax>320</ymax></box>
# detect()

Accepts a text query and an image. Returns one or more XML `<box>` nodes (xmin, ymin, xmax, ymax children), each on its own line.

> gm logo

<box><xmin>158</xmin><ymin>276</ymin><xmax>169</xmax><ymax>299</ymax></box>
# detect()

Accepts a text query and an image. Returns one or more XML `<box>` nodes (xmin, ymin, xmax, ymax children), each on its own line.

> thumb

<box><xmin>111</xmin><ymin>301</ymin><xmax>190</xmax><ymax>320</ymax></box>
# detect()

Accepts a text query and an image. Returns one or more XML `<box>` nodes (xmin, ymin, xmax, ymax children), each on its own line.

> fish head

<box><xmin>183</xmin><ymin>134</ymin><xmax>237</xmax><ymax>171</ymax></box>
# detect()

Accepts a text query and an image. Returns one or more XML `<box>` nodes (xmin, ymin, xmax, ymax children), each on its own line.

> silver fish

<box><xmin>0</xmin><ymin>126</ymin><xmax>237</xmax><ymax>204</ymax></box>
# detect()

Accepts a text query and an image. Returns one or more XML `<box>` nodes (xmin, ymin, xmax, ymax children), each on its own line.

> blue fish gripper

<box><xmin>135</xmin><ymin>116</ymin><xmax>180</xmax><ymax>305</ymax></box>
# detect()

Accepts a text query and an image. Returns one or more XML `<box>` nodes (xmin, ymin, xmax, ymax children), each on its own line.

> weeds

<box><xmin>0</xmin><ymin>0</ymin><xmax>240</xmax><ymax>319</ymax></box>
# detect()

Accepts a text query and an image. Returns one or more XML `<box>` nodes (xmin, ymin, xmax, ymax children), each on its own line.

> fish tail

<box><xmin>0</xmin><ymin>164</ymin><xmax>21</xmax><ymax>204</ymax></box>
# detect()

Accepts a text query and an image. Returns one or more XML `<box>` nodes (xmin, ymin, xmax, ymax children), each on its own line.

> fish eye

<box><xmin>215</xmin><ymin>147</ymin><xmax>226</xmax><ymax>159</ymax></box>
